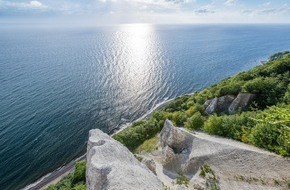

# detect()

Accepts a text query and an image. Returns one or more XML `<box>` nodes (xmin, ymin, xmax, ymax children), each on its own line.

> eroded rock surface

<box><xmin>204</xmin><ymin>93</ymin><xmax>256</xmax><ymax>115</ymax></box>
<box><xmin>86</xmin><ymin>129</ymin><xmax>162</xmax><ymax>190</ymax></box>
<box><xmin>228</xmin><ymin>93</ymin><xmax>256</xmax><ymax>114</ymax></box>
<box><xmin>160</xmin><ymin>119</ymin><xmax>194</xmax><ymax>154</ymax></box>
<box><xmin>151</xmin><ymin>120</ymin><xmax>290</xmax><ymax>190</ymax></box>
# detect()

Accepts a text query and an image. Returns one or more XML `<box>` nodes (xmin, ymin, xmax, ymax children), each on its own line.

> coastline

<box><xmin>21</xmin><ymin>95</ymin><xmax>187</xmax><ymax>190</ymax></box>
<box><xmin>22</xmin><ymin>155</ymin><xmax>86</xmax><ymax>190</ymax></box>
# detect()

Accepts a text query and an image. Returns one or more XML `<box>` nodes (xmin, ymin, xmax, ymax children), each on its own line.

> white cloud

<box><xmin>0</xmin><ymin>0</ymin><xmax>47</xmax><ymax>9</ymax></box>
<box><xmin>194</xmin><ymin>8</ymin><xmax>215</xmax><ymax>14</ymax></box>
<box><xmin>225</xmin><ymin>0</ymin><xmax>237</xmax><ymax>6</ymax></box>
<box><xmin>29</xmin><ymin>1</ymin><xmax>44</xmax><ymax>8</ymax></box>
<box><xmin>263</xmin><ymin>2</ymin><xmax>271</xmax><ymax>7</ymax></box>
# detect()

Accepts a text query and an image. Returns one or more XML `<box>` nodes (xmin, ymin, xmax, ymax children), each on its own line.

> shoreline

<box><xmin>21</xmin><ymin>94</ymin><xmax>189</xmax><ymax>190</ymax></box>
<box><xmin>22</xmin><ymin>155</ymin><xmax>86</xmax><ymax>190</ymax></box>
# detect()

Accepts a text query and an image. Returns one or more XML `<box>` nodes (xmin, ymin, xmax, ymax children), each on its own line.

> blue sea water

<box><xmin>1</xmin><ymin>24</ymin><xmax>290</xmax><ymax>190</ymax></box>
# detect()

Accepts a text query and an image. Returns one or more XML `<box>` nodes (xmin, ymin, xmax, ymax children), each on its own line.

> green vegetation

<box><xmin>135</xmin><ymin>134</ymin><xmax>159</xmax><ymax>153</ymax></box>
<box><xmin>46</xmin><ymin>161</ymin><xmax>86</xmax><ymax>190</ymax></box>
<box><xmin>199</xmin><ymin>163</ymin><xmax>219</xmax><ymax>190</ymax></box>
<box><xmin>113</xmin><ymin>52</ymin><xmax>290</xmax><ymax>156</ymax></box>
<box><xmin>162</xmin><ymin>183</ymin><xmax>172</xmax><ymax>190</ymax></box>
<box><xmin>172</xmin><ymin>172</ymin><xmax>189</xmax><ymax>188</ymax></box>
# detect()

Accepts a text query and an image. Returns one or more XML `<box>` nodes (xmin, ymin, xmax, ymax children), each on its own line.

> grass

<box><xmin>135</xmin><ymin>134</ymin><xmax>159</xmax><ymax>154</ymax></box>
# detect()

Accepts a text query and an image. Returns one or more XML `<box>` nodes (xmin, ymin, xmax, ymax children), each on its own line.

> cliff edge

<box><xmin>86</xmin><ymin>129</ymin><xmax>163</xmax><ymax>190</ymax></box>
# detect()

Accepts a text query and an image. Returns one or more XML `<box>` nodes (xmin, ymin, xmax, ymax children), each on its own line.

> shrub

<box><xmin>184</xmin><ymin>112</ymin><xmax>205</xmax><ymax>130</ymax></box>
<box><xmin>250</xmin><ymin>106</ymin><xmax>290</xmax><ymax>156</ymax></box>
<box><xmin>73</xmin><ymin>183</ymin><xmax>86</xmax><ymax>190</ymax></box>
<box><xmin>242</xmin><ymin>77</ymin><xmax>286</xmax><ymax>107</ymax></box>
<box><xmin>72</xmin><ymin>161</ymin><xmax>86</xmax><ymax>185</ymax></box>
<box><xmin>46</xmin><ymin>175</ymin><xmax>73</xmax><ymax>190</ymax></box>
<box><xmin>216</xmin><ymin>80</ymin><xmax>244</xmax><ymax>97</ymax></box>
<box><xmin>113</xmin><ymin>118</ymin><xmax>160</xmax><ymax>151</ymax></box>
<box><xmin>45</xmin><ymin>161</ymin><xmax>87</xmax><ymax>190</ymax></box>
<box><xmin>203</xmin><ymin>115</ymin><xmax>223</xmax><ymax>135</ymax></box>
<box><xmin>171</xmin><ymin>111</ymin><xmax>187</xmax><ymax>126</ymax></box>
<box><xmin>283</xmin><ymin>84</ymin><xmax>290</xmax><ymax>103</ymax></box>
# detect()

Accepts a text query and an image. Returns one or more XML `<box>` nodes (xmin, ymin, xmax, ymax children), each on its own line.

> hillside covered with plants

<box><xmin>113</xmin><ymin>51</ymin><xmax>290</xmax><ymax>156</ymax></box>
<box><xmin>45</xmin><ymin>161</ymin><xmax>86</xmax><ymax>190</ymax></box>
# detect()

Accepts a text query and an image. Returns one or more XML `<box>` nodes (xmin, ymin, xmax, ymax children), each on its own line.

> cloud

<box><xmin>241</xmin><ymin>6</ymin><xmax>290</xmax><ymax>16</ymax></box>
<box><xmin>258</xmin><ymin>7</ymin><xmax>290</xmax><ymax>15</ymax></box>
<box><xmin>263</xmin><ymin>2</ymin><xmax>271</xmax><ymax>7</ymax></box>
<box><xmin>194</xmin><ymin>9</ymin><xmax>214</xmax><ymax>14</ymax></box>
<box><xmin>0</xmin><ymin>0</ymin><xmax>47</xmax><ymax>10</ymax></box>
<box><xmin>241</xmin><ymin>10</ymin><xmax>253</xmax><ymax>14</ymax></box>
<box><xmin>225</xmin><ymin>0</ymin><xmax>237</xmax><ymax>6</ymax></box>
<box><xmin>1</xmin><ymin>0</ymin><xmax>290</xmax><ymax>24</ymax></box>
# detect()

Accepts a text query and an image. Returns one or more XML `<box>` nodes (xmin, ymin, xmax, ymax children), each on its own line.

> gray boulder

<box><xmin>86</xmin><ymin>129</ymin><xmax>163</xmax><ymax>190</ymax></box>
<box><xmin>203</xmin><ymin>99</ymin><xmax>213</xmax><ymax>109</ymax></box>
<box><xmin>228</xmin><ymin>93</ymin><xmax>256</xmax><ymax>114</ymax></box>
<box><xmin>215</xmin><ymin>95</ymin><xmax>236</xmax><ymax>113</ymax></box>
<box><xmin>204</xmin><ymin>97</ymin><xmax>218</xmax><ymax>115</ymax></box>
<box><xmin>160</xmin><ymin>119</ymin><xmax>194</xmax><ymax>154</ymax></box>
<box><xmin>205</xmin><ymin>95</ymin><xmax>236</xmax><ymax>115</ymax></box>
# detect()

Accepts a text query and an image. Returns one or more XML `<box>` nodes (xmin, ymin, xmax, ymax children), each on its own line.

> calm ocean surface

<box><xmin>1</xmin><ymin>24</ymin><xmax>290</xmax><ymax>189</ymax></box>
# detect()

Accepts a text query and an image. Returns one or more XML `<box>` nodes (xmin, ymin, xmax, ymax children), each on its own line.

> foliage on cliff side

<box><xmin>113</xmin><ymin>52</ymin><xmax>290</xmax><ymax>156</ymax></box>
<box><xmin>45</xmin><ymin>161</ymin><xmax>86</xmax><ymax>190</ymax></box>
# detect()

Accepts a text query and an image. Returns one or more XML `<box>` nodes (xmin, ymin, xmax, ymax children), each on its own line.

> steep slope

<box><xmin>139</xmin><ymin>120</ymin><xmax>290</xmax><ymax>190</ymax></box>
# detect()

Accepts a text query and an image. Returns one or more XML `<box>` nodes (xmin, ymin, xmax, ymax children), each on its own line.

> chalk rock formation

<box><xmin>228</xmin><ymin>93</ymin><xmax>256</xmax><ymax>114</ymax></box>
<box><xmin>141</xmin><ymin>157</ymin><xmax>157</xmax><ymax>175</ymax></box>
<box><xmin>86</xmin><ymin>129</ymin><xmax>162</xmax><ymax>190</ymax></box>
<box><xmin>204</xmin><ymin>93</ymin><xmax>256</xmax><ymax>115</ymax></box>
<box><xmin>160</xmin><ymin>119</ymin><xmax>194</xmax><ymax>154</ymax></box>
<box><xmin>160</xmin><ymin>120</ymin><xmax>194</xmax><ymax>172</ymax></box>
<box><xmin>205</xmin><ymin>95</ymin><xmax>236</xmax><ymax>115</ymax></box>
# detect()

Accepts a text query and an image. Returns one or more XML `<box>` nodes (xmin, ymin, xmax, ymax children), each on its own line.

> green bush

<box><xmin>185</xmin><ymin>104</ymin><xmax>204</xmax><ymax>116</ymax></box>
<box><xmin>250</xmin><ymin>106</ymin><xmax>290</xmax><ymax>156</ymax></box>
<box><xmin>184</xmin><ymin>112</ymin><xmax>205</xmax><ymax>130</ymax></box>
<box><xmin>46</xmin><ymin>161</ymin><xmax>86</xmax><ymax>190</ymax></box>
<box><xmin>171</xmin><ymin>111</ymin><xmax>187</xmax><ymax>126</ymax></box>
<box><xmin>72</xmin><ymin>161</ymin><xmax>86</xmax><ymax>185</ymax></box>
<box><xmin>203</xmin><ymin>115</ymin><xmax>223</xmax><ymax>135</ymax></box>
<box><xmin>113</xmin><ymin>118</ymin><xmax>161</xmax><ymax>152</ymax></box>
<box><xmin>242</xmin><ymin>77</ymin><xmax>286</xmax><ymax>106</ymax></box>
<box><xmin>269</xmin><ymin>51</ymin><xmax>289</xmax><ymax>61</ymax></box>
<box><xmin>46</xmin><ymin>175</ymin><xmax>73</xmax><ymax>190</ymax></box>
<box><xmin>73</xmin><ymin>183</ymin><xmax>86</xmax><ymax>190</ymax></box>
<box><xmin>283</xmin><ymin>84</ymin><xmax>290</xmax><ymax>103</ymax></box>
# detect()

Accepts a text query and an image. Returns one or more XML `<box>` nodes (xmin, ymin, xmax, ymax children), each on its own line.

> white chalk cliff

<box><xmin>86</xmin><ymin>129</ymin><xmax>163</xmax><ymax>190</ymax></box>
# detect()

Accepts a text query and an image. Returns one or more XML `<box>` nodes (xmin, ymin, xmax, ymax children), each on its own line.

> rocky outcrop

<box><xmin>205</xmin><ymin>95</ymin><xmax>236</xmax><ymax>115</ymax></box>
<box><xmin>204</xmin><ymin>93</ymin><xmax>256</xmax><ymax>115</ymax></box>
<box><xmin>86</xmin><ymin>129</ymin><xmax>162</xmax><ymax>190</ymax></box>
<box><xmin>150</xmin><ymin>120</ymin><xmax>290</xmax><ymax>190</ymax></box>
<box><xmin>160</xmin><ymin>119</ymin><xmax>194</xmax><ymax>154</ymax></box>
<box><xmin>228</xmin><ymin>93</ymin><xmax>257</xmax><ymax>114</ymax></box>
<box><xmin>160</xmin><ymin>119</ymin><xmax>194</xmax><ymax>172</ymax></box>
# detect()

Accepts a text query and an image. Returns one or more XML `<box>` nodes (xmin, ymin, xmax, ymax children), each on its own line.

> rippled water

<box><xmin>1</xmin><ymin>24</ymin><xmax>290</xmax><ymax>190</ymax></box>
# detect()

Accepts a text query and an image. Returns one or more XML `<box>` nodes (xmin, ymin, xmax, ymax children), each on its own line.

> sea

<box><xmin>1</xmin><ymin>24</ymin><xmax>290</xmax><ymax>190</ymax></box>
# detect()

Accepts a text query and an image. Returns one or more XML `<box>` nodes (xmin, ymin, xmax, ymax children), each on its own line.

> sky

<box><xmin>0</xmin><ymin>0</ymin><xmax>290</xmax><ymax>25</ymax></box>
